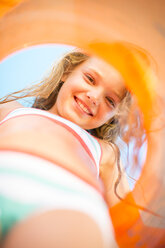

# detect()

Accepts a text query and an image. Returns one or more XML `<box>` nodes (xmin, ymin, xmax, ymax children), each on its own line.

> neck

<box><xmin>48</xmin><ymin>104</ymin><xmax>59</xmax><ymax>116</ymax></box>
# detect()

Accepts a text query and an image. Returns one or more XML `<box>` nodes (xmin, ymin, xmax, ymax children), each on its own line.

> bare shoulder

<box><xmin>98</xmin><ymin>139</ymin><xmax>116</xmax><ymax>166</ymax></box>
<box><xmin>0</xmin><ymin>101</ymin><xmax>23</xmax><ymax>121</ymax></box>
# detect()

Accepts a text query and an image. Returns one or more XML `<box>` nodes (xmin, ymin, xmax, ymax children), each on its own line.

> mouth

<box><xmin>74</xmin><ymin>96</ymin><xmax>93</xmax><ymax>116</ymax></box>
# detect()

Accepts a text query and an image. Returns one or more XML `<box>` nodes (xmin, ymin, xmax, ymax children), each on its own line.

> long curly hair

<box><xmin>1</xmin><ymin>43</ymin><xmax>156</xmax><ymax>203</ymax></box>
<box><xmin>0</xmin><ymin>50</ymin><xmax>132</xmax><ymax>144</ymax></box>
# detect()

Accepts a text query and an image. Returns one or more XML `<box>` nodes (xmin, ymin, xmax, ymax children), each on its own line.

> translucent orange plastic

<box><xmin>0</xmin><ymin>1</ymin><xmax>165</xmax><ymax>247</ymax></box>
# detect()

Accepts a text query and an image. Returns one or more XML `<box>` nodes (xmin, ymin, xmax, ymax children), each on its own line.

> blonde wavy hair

<box><xmin>0</xmin><ymin>50</ymin><xmax>132</xmax><ymax>145</ymax></box>
<box><xmin>1</xmin><ymin>44</ymin><xmax>157</xmax><ymax>205</ymax></box>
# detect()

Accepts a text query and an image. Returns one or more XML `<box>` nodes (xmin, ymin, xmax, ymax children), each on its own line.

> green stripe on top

<box><xmin>0</xmin><ymin>195</ymin><xmax>39</xmax><ymax>241</ymax></box>
<box><xmin>0</xmin><ymin>167</ymin><xmax>99</xmax><ymax>201</ymax></box>
<box><xmin>0</xmin><ymin>165</ymin><xmax>102</xmax><ymax>240</ymax></box>
<box><xmin>0</xmin><ymin>167</ymin><xmax>83</xmax><ymax>195</ymax></box>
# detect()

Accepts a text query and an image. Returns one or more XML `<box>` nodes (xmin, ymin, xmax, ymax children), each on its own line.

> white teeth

<box><xmin>77</xmin><ymin>99</ymin><xmax>91</xmax><ymax>115</ymax></box>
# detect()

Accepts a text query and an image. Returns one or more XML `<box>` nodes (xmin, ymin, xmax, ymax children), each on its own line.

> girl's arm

<box><xmin>0</xmin><ymin>101</ymin><xmax>23</xmax><ymax>121</ymax></box>
<box><xmin>99</xmin><ymin>140</ymin><xmax>130</xmax><ymax>207</ymax></box>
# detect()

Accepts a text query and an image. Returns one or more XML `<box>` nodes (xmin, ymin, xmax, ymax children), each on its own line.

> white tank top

<box><xmin>0</xmin><ymin>108</ymin><xmax>102</xmax><ymax>177</ymax></box>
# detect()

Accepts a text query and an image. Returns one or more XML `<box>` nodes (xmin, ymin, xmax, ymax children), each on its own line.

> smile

<box><xmin>74</xmin><ymin>96</ymin><xmax>93</xmax><ymax>116</ymax></box>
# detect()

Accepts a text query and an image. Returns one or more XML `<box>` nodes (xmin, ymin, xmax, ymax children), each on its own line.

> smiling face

<box><xmin>50</xmin><ymin>57</ymin><xmax>126</xmax><ymax>130</ymax></box>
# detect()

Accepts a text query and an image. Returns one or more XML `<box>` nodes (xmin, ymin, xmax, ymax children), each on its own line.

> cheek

<box><xmin>101</xmin><ymin>104</ymin><xmax>114</xmax><ymax>118</ymax></box>
<box><xmin>101</xmin><ymin>108</ymin><xmax>116</xmax><ymax>125</ymax></box>
<box><xmin>60</xmin><ymin>82</ymin><xmax>77</xmax><ymax>97</ymax></box>
<box><xmin>58</xmin><ymin>84</ymin><xmax>71</xmax><ymax>101</ymax></box>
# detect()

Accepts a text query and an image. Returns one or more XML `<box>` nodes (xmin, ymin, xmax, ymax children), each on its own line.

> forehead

<box><xmin>81</xmin><ymin>57</ymin><xmax>126</xmax><ymax>99</ymax></box>
<box><xmin>82</xmin><ymin>57</ymin><xmax>123</xmax><ymax>81</ymax></box>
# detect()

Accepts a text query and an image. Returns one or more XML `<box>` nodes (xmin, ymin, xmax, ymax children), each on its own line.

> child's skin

<box><xmin>50</xmin><ymin>57</ymin><xmax>125</xmax><ymax>129</ymax></box>
<box><xmin>49</xmin><ymin>56</ymin><xmax>130</xmax><ymax>205</ymax></box>
<box><xmin>0</xmin><ymin>56</ymin><xmax>130</xmax><ymax>248</ymax></box>
<box><xmin>0</xmin><ymin>56</ymin><xmax>130</xmax><ymax>206</ymax></box>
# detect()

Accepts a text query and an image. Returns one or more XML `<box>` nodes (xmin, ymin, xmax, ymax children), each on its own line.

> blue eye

<box><xmin>106</xmin><ymin>97</ymin><xmax>115</xmax><ymax>108</ymax></box>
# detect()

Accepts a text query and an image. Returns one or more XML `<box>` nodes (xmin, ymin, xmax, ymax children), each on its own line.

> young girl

<box><xmin>0</xmin><ymin>43</ymin><xmax>149</xmax><ymax>247</ymax></box>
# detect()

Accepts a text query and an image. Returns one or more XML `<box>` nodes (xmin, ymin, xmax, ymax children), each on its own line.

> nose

<box><xmin>86</xmin><ymin>91</ymin><xmax>101</xmax><ymax>106</ymax></box>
